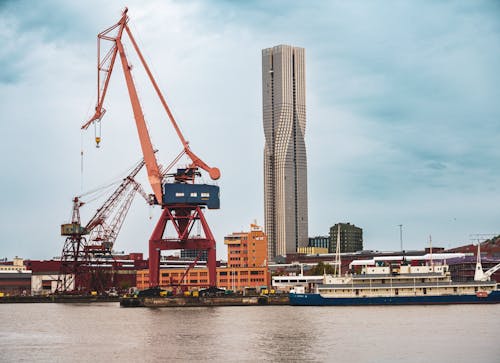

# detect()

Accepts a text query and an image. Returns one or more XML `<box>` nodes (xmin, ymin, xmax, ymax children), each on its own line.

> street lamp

<box><xmin>397</xmin><ymin>224</ymin><xmax>403</xmax><ymax>252</ymax></box>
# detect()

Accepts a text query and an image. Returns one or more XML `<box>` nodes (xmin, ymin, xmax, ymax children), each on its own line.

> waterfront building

<box><xmin>136</xmin><ymin>266</ymin><xmax>269</xmax><ymax>291</ymax></box>
<box><xmin>262</xmin><ymin>44</ymin><xmax>308</xmax><ymax>260</ymax></box>
<box><xmin>224</xmin><ymin>223</ymin><xmax>268</xmax><ymax>268</ymax></box>
<box><xmin>136</xmin><ymin>224</ymin><xmax>270</xmax><ymax>291</ymax></box>
<box><xmin>0</xmin><ymin>257</ymin><xmax>31</xmax><ymax>295</ymax></box>
<box><xmin>329</xmin><ymin>223</ymin><xmax>363</xmax><ymax>253</ymax></box>
<box><xmin>308</xmin><ymin>236</ymin><xmax>330</xmax><ymax>250</ymax></box>
<box><xmin>24</xmin><ymin>254</ymin><xmax>147</xmax><ymax>295</ymax></box>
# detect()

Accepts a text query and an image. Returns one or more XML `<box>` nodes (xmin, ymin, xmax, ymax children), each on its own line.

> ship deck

<box><xmin>318</xmin><ymin>280</ymin><xmax>497</xmax><ymax>289</ymax></box>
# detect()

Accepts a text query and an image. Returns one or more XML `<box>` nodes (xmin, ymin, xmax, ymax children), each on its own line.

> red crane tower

<box><xmin>81</xmin><ymin>8</ymin><xmax>221</xmax><ymax>290</ymax></box>
<box><xmin>58</xmin><ymin>160</ymin><xmax>151</xmax><ymax>292</ymax></box>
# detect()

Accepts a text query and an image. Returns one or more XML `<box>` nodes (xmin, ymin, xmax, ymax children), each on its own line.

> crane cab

<box><xmin>61</xmin><ymin>223</ymin><xmax>88</xmax><ymax>236</ymax></box>
<box><xmin>162</xmin><ymin>183</ymin><xmax>220</xmax><ymax>209</ymax></box>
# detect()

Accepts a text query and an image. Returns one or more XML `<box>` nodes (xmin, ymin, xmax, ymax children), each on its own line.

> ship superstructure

<box><xmin>290</xmin><ymin>249</ymin><xmax>500</xmax><ymax>305</ymax></box>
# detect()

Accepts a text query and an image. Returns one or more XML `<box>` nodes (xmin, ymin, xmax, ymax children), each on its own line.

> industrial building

<box><xmin>136</xmin><ymin>266</ymin><xmax>269</xmax><ymax>292</ymax></box>
<box><xmin>262</xmin><ymin>44</ymin><xmax>308</xmax><ymax>260</ymax></box>
<box><xmin>23</xmin><ymin>253</ymin><xmax>146</xmax><ymax>295</ymax></box>
<box><xmin>329</xmin><ymin>223</ymin><xmax>363</xmax><ymax>253</ymax></box>
<box><xmin>0</xmin><ymin>257</ymin><xmax>31</xmax><ymax>295</ymax></box>
<box><xmin>136</xmin><ymin>224</ymin><xmax>269</xmax><ymax>292</ymax></box>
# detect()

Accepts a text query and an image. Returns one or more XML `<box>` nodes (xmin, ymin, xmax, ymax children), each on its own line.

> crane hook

<box><xmin>94</xmin><ymin>120</ymin><xmax>102</xmax><ymax>148</ymax></box>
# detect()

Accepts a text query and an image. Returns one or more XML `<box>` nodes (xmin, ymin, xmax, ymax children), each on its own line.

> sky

<box><xmin>0</xmin><ymin>0</ymin><xmax>499</xmax><ymax>260</ymax></box>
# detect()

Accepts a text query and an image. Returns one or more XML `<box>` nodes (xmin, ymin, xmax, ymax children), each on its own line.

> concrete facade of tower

<box><xmin>262</xmin><ymin>44</ymin><xmax>308</xmax><ymax>260</ymax></box>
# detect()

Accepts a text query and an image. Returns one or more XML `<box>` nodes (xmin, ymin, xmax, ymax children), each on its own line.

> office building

<box><xmin>330</xmin><ymin>223</ymin><xmax>363</xmax><ymax>253</ymax></box>
<box><xmin>262</xmin><ymin>44</ymin><xmax>308</xmax><ymax>260</ymax></box>
<box><xmin>308</xmin><ymin>236</ymin><xmax>330</xmax><ymax>250</ymax></box>
<box><xmin>224</xmin><ymin>223</ymin><xmax>268</xmax><ymax>268</ymax></box>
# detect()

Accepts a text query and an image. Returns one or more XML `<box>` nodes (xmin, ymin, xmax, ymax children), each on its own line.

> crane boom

<box><xmin>85</xmin><ymin>159</ymin><xmax>146</xmax><ymax>231</ymax></box>
<box><xmin>104</xmin><ymin>185</ymin><xmax>141</xmax><ymax>249</ymax></box>
<box><xmin>85</xmin><ymin>159</ymin><xmax>153</xmax><ymax>252</ymax></box>
<box><xmin>82</xmin><ymin>7</ymin><xmax>220</xmax><ymax>206</ymax></box>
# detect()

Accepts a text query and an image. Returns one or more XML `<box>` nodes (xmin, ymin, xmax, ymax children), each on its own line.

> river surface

<box><xmin>0</xmin><ymin>303</ymin><xmax>498</xmax><ymax>362</ymax></box>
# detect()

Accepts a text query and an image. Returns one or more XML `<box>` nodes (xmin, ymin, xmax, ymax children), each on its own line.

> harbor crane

<box><xmin>81</xmin><ymin>8</ymin><xmax>221</xmax><ymax>289</ymax></box>
<box><xmin>58</xmin><ymin>160</ymin><xmax>151</xmax><ymax>292</ymax></box>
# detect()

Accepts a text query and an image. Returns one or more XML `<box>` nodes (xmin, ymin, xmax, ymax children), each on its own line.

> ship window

<box><xmin>190</xmin><ymin>192</ymin><xmax>197</xmax><ymax>197</ymax></box>
<box><xmin>201</xmin><ymin>193</ymin><xmax>210</xmax><ymax>197</ymax></box>
<box><xmin>175</xmin><ymin>192</ymin><xmax>185</xmax><ymax>197</ymax></box>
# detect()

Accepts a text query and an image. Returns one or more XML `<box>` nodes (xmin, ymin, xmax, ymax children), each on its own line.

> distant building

<box><xmin>297</xmin><ymin>246</ymin><xmax>328</xmax><ymax>254</ymax></box>
<box><xmin>0</xmin><ymin>257</ymin><xmax>31</xmax><ymax>295</ymax></box>
<box><xmin>0</xmin><ymin>257</ymin><xmax>27</xmax><ymax>272</ymax></box>
<box><xmin>308</xmin><ymin>236</ymin><xmax>330</xmax><ymax>250</ymax></box>
<box><xmin>224</xmin><ymin>223</ymin><xmax>268</xmax><ymax>268</ymax></box>
<box><xmin>263</xmin><ymin>44</ymin><xmax>308</xmax><ymax>260</ymax></box>
<box><xmin>329</xmin><ymin>223</ymin><xmax>363</xmax><ymax>253</ymax></box>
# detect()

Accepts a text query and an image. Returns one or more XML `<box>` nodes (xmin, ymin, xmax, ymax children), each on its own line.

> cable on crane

<box><xmin>80</xmin><ymin>130</ymin><xmax>84</xmax><ymax>193</ymax></box>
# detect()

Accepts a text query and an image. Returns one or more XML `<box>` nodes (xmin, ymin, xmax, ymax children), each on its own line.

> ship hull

<box><xmin>289</xmin><ymin>290</ymin><xmax>500</xmax><ymax>306</ymax></box>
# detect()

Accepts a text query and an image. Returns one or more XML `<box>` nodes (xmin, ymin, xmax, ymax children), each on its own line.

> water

<box><xmin>0</xmin><ymin>303</ymin><xmax>498</xmax><ymax>362</ymax></box>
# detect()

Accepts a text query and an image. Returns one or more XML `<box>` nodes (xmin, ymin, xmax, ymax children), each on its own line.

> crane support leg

<box><xmin>148</xmin><ymin>205</ymin><xmax>217</xmax><ymax>288</ymax></box>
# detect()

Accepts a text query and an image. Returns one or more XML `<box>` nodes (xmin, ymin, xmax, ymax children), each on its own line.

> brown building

<box><xmin>136</xmin><ymin>266</ymin><xmax>269</xmax><ymax>291</ymax></box>
<box><xmin>136</xmin><ymin>224</ymin><xmax>270</xmax><ymax>292</ymax></box>
<box><xmin>224</xmin><ymin>223</ymin><xmax>268</xmax><ymax>268</ymax></box>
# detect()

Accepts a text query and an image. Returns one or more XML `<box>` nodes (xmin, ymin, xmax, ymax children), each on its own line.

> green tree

<box><xmin>308</xmin><ymin>261</ymin><xmax>336</xmax><ymax>275</ymax></box>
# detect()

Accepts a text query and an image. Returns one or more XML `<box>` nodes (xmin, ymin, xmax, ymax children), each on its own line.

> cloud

<box><xmin>0</xmin><ymin>0</ymin><xmax>499</xmax><ymax>260</ymax></box>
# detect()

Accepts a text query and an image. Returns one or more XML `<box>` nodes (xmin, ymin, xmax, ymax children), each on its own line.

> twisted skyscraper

<box><xmin>262</xmin><ymin>45</ymin><xmax>308</xmax><ymax>260</ymax></box>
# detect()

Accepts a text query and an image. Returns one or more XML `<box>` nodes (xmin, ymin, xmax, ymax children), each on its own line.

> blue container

<box><xmin>162</xmin><ymin>183</ymin><xmax>220</xmax><ymax>209</ymax></box>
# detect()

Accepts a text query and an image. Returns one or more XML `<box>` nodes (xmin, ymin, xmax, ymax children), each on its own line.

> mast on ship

<box><xmin>474</xmin><ymin>243</ymin><xmax>485</xmax><ymax>281</ymax></box>
<box><xmin>429</xmin><ymin>235</ymin><xmax>434</xmax><ymax>271</ymax></box>
<box><xmin>334</xmin><ymin>224</ymin><xmax>341</xmax><ymax>277</ymax></box>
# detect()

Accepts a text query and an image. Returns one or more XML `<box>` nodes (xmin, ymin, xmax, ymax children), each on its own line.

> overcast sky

<box><xmin>1</xmin><ymin>0</ymin><xmax>499</xmax><ymax>260</ymax></box>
